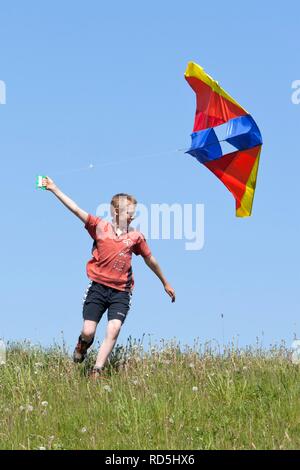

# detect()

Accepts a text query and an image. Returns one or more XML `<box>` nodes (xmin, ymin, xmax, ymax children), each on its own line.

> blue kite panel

<box><xmin>186</xmin><ymin>114</ymin><xmax>263</xmax><ymax>163</ymax></box>
<box><xmin>186</xmin><ymin>128</ymin><xmax>222</xmax><ymax>163</ymax></box>
<box><xmin>226</xmin><ymin>115</ymin><xmax>263</xmax><ymax>150</ymax></box>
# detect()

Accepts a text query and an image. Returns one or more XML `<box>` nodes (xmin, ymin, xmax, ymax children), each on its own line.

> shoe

<box><xmin>88</xmin><ymin>366</ymin><xmax>107</xmax><ymax>380</ymax></box>
<box><xmin>73</xmin><ymin>335</ymin><xmax>94</xmax><ymax>363</ymax></box>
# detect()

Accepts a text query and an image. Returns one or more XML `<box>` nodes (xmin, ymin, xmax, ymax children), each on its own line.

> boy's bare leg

<box><xmin>94</xmin><ymin>319</ymin><xmax>122</xmax><ymax>369</ymax></box>
<box><xmin>81</xmin><ymin>320</ymin><xmax>97</xmax><ymax>342</ymax></box>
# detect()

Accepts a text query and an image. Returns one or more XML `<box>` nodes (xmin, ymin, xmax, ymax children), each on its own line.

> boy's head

<box><xmin>110</xmin><ymin>193</ymin><xmax>137</xmax><ymax>230</ymax></box>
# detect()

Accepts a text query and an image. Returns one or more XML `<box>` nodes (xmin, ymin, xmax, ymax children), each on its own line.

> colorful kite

<box><xmin>185</xmin><ymin>61</ymin><xmax>262</xmax><ymax>217</ymax></box>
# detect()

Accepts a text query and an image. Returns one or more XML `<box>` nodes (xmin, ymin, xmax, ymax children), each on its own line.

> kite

<box><xmin>185</xmin><ymin>61</ymin><xmax>263</xmax><ymax>217</ymax></box>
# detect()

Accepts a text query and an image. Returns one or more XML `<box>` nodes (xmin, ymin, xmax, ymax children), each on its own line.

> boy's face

<box><xmin>112</xmin><ymin>198</ymin><xmax>136</xmax><ymax>230</ymax></box>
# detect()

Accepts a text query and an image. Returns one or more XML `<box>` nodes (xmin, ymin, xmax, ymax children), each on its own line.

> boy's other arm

<box><xmin>43</xmin><ymin>176</ymin><xmax>89</xmax><ymax>224</ymax></box>
<box><xmin>143</xmin><ymin>255</ymin><xmax>176</xmax><ymax>302</ymax></box>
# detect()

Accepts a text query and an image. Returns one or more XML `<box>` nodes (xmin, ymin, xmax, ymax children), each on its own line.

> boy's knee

<box><xmin>82</xmin><ymin>328</ymin><xmax>95</xmax><ymax>341</ymax></box>
<box><xmin>82</xmin><ymin>320</ymin><xmax>97</xmax><ymax>340</ymax></box>
<box><xmin>107</xmin><ymin>320</ymin><xmax>122</xmax><ymax>340</ymax></box>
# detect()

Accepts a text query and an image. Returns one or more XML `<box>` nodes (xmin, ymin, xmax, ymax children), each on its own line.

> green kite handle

<box><xmin>36</xmin><ymin>175</ymin><xmax>47</xmax><ymax>190</ymax></box>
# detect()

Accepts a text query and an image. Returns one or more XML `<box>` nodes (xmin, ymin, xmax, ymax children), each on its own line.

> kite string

<box><xmin>48</xmin><ymin>136</ymin><xmax>232</xmax><ymax>177</ymax></box>
<box><xmin>50</xmin><ymin>147</ymin><xmax>188</xmax><ymax>176</ymax></box>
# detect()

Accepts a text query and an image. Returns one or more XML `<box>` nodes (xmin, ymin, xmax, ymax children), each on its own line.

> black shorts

<box><xmin>82</xmin><ymin>281</ymin><xmax>132</xmax><ymax>324</ymax></box>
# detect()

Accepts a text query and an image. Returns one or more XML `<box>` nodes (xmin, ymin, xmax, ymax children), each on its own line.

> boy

<box><xmin>42</xmin><ymin>177</ymin><xmax>176</xmax><ymax>378</ymax></box>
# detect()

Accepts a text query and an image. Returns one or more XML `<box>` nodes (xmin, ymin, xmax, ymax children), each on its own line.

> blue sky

<box><xmin>0</xmin><ymin>0</ymin><xmax>299</xmax><ymax>351</ymax></box>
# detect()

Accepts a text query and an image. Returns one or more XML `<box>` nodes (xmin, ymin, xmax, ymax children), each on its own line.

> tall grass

<box><xmin>0</xmin><ymin>337</ymin><xmax>299</xmax><ymax>450</ymax></box>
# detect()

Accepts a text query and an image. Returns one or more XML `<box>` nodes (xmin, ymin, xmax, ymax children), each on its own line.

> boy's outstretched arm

<box><xmin>42</xmin><ymin>176</ymin><xmax>89</xmax><ymax>224</ymax></box>
<box><xmin>143</xmin><ymin>255</ymin><xmax>176</xmax><ymax>303</ymax></box>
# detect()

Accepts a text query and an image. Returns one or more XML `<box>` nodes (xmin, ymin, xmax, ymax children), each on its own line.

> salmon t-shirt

<box><xmin>84</xmin><ymin>214</ymin><xmax>152</xmax><ymax>292</ymax></box>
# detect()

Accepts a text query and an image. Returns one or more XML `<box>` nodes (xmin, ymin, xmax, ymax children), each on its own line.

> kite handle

<box><xmin>36</xmin><ymin>175</ymin><xmax>47</xmax><ymax>190</ymax></box>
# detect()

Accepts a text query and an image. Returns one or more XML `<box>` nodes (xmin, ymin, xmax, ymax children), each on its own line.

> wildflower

<box><xmin>103</xmin><ymin>385</ymin><xmax>112</xmax><ymax>393</ymax></box>
<box><xmin>192</xmin><ymin>386</ymin><xmax>198</xmax><ymax>392</ymax></box>
<box><xmin>168</xmin><ymin>417</ymin><xmax>174</xmax><ymax>424</ymax></box>
<box><xmin>41</xmin><ymin>401</ymin><xmax>48</xmax><ymax>407</ymax></box>
<box><xmin>20</xmin><ymin>404</ymin><xmax>34</xmax><ymax>412</ymax></box>
<box><xmin>81</xmin><ymin>427</ymin><xmax>87</xmax><ymax>433</ymax></box>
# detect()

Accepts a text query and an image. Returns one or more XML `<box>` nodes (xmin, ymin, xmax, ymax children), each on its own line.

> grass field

<box><xmin>0</xmin><ymin>337</ymin><xmax>300</xmax><ymax>450</ymax></box>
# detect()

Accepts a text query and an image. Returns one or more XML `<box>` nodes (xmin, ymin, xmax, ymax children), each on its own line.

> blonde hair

<box><xmin>110</xmin><ymin>193</ymin><xmax>137</xmax><ymax>211</ymax></box>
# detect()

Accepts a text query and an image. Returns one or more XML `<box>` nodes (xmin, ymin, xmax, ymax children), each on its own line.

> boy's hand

<box><xmin>164</xmin><ymin>283</ymin><xmax>176</xmax><ymax>303</ymax></box>
<box><xmin>43</xmin><ymin>176</ymin><xmax>57</xmax><ymax>192</ymax></box>
<box><xmin>143</xmin><ymin>256</ymin><xmax>175</xmax><ymax>302</ymax></box>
